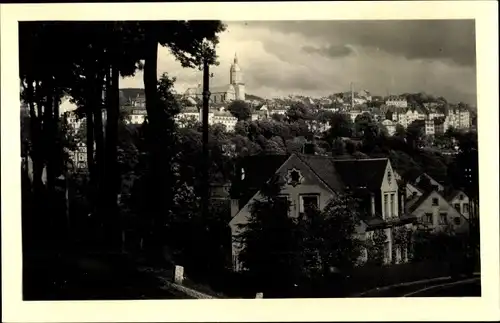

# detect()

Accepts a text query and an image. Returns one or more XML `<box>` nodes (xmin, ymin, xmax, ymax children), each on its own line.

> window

<box><xmin>412</xmin><ymin>192</ymin><xmax>418</xmax><ymax>197</ymax></box>
<box><xmin>287</xmin><ymin>168</ymin><xmax>303</xmax><ymax>187</ymax></box>
<box><xmin>439</xmin><ymin>212</ymin><xmax>448</xmax><ymax>225</ymax></box>
<box><xmin>395</xmin><ymin>246</ymin><xmax>402</xmax><ymax>264</ymax></box>
<box><xmin>454</xmin><ymin>203</ymin><xmax>461</xmax><ymax>211</ymax></box>
<box><xmin>424</xmin><ymin>213</ymin><xmax>433</xmax><ymax>224</ymax></box>
<box><xmin>300</xmin><ymin>195</ymin><xmax>319</xmax><ymax>216</ymax></box>
<box><xmin>387</xmin><ymin>170</ymin><xmax>392</xmax><ymax>185</ymax></box>
<box><xmin>432</xmin><ymin>198</ymin><xmax>439</xmax><ymax>206</ymax></box>
<box><xmin>454</xmin><ymin>217</ymin><xmax>461</xmax><ymax>225</ymax></box>
<box><xmin>384</xmin><ymin>194</ymin><xmax>389</xmax><ymax>218</ymax></box>
<box><xmin>403</xmin><ymin>246</ymin><xmax>409</xmax><ymax>262</ymax></box>
<box><xmin>383</xmin><ymin>241</ymin><xmax>391</xmax><ymax>264</ymax></box>
<box><xmin>390</xmin><ymin>193</ymin><xmax>396</xmax><ymax>217</ymax></box>
<box><xmin>459</xmin><ymin>194</ymin><xmax>464</xmax><ymax>200</ymax></box>
<box><xmin>463</xmin><ymin>203</ymin><xmax>469</xmax><ymax>214</ymax></box>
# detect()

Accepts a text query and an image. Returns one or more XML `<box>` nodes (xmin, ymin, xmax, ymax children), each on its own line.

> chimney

<box><xmin>370</xmin><ymin>194</ymin><xmax>376</xmax><ymax>216</ymax></box>
<box><xmin>400</xmin><ymin>193</ymin><xmax>405</xmax><ymax>215</ymax></box>
<box><xmin>302</xmin><ymin>142</ymin><xmax>316</xmax><ymax>155</ymax></box>
<box><xmin>231</xmin><ymin>199</ymin><xmax>240</xmax><ymax>218</ymax></box>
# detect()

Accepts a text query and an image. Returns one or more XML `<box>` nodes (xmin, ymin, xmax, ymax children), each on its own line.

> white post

<box><xmin>174</xmin><ymin>265</ymin><xmax>184</xmax><ymax>285</ymax></box>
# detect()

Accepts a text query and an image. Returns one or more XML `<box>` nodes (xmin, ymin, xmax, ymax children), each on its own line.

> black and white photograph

<box><xmin>2</xmin><ymin>1</ymin><xmax>499</xmax><ymax>322</ymax></box>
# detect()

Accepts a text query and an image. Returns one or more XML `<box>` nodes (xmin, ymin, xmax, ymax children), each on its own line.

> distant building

<box><xmin>131</xmin><ymin>94</ymin><xmax>146</xmax><ymax>108</ymax></box>
<box><xmin>211</xmin><ymin>111</ymin><xmax>238</xmax><ymax>132</ymax></box>
<box><xmin>68</xmin><ymin>142</ymin><xmax>89</xmax><ymax>170</ymax></box>
<box><xmin>405</xmin><ymin>190</ymin><xmax>469</xmax><ymax>234</ymax></box>
<box><xmin>385</xmin><ymin>96</ymin><xmax>408</xmax><ymax>108</ymax></box>
<box><xmin>446</xmin><ymin>190</ymin><xmax>471</xmax><ymax>219</ymax></box>
<box><xmin>174</xmin><ymin>107</ymin><xmax>238</xmax><ymax>132</ymax></box>
<box><xmin>127</xmin><ymin>108</ymin><xmax>147</xmax><ymax>125</ymax></box>
<box><xmin>424</xmin><ymin>118</ymin><xmax>435</xmax><ymax>136</ymax></box>
<box><xmin>381</xmin><ymin>119</ymin><xmax>397</xmax><ymax>136</ymax></box>
<box><xmin>185</xmin><ymin>52</ymin><xmax>245</xmax><ymax>103</ymax></box>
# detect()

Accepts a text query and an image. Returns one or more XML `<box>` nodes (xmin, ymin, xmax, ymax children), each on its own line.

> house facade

<box><xmin>446</xmin><ymin>190</ymin><xmax>471</xmax><ymax>219</ymax></box>
<box><xmin>406</xmin><ymin>190</ymin><xmax>469</xmax><ymax>233</ymax></box>
<box><xmin>385</xmin><ymin>96</ymin><xmax>408</xmax><ymax>108</ymax></box>
<box><xmin>229</xmin><ymin>154</ymin><xmax>414</xmax><ymax>272</ymax></box>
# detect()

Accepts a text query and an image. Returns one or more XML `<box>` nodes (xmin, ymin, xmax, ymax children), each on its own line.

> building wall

<box><xmin>229</xmin><ymin>155</ymin><xmax>336</xmax><ymax>270</ymax></box>
<box><xmin>411</xmin><ymin>191</ymin><xmax>469</xmax><ymax>233</ymax></box>
<box><xmin>406</xmin><ymin>183</ymin><xmax>423</xmax><ymax>199</ymax></box>
<box><xmin>449</xmin><ymin>191</ymin><xmax>471</xmax><ymax>220</ymax></box>
<box><xmin>380</xmin><ymin>161</ymin><xmax>399</xmax><ymax>220</ymax></box>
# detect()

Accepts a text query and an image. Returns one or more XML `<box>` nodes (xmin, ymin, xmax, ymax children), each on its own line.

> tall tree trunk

<box><xmin>143</xmin><ymin>29</ymin><xmax>163</xmax><ymax>253</ymax></box>
<box><xmin>44</xmin><ymin>78</ymin><xmax>55</xmax><ymax>195</ymax></box>
<box><xmin>85</xmin><ymin>71</ymin><xmax>96</xmax><ymax>216</ymax></box>
<box><xmin>92</xmin><ymin>70</ymin><xmax>106</xmax><ymax>245</ymax></box>
<box><xmin>104</xmin><ymin>63</ymin><xmax>121</xmax><ymax>250</ymax></box>
<box><xmin>25</xmin><ymin>78</ymin><xmax>42</xmax><ymax>249</ymax></box>
<box><xmin>27</xmin><ymin>79</ymin><xmax>43</xmax><ymax>194</ymax></box>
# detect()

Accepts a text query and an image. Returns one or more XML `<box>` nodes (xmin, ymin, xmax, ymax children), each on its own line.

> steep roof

<box><xmin>445</xmin><ymin>189</ymin><xmax>466</xmax><ymax>202</ymax></box>
<box><xmin>231</xmin><ymin>154</ymin><xmax>390</xmax><ymax>212</ymax></box>
<box><xmin>296</xmin><ymin>154</ymin><xmax>346</xmax><ymax>192</ymax></box>
<box><xmin>406</xmin><ymin>190</ymin><xmax>434</xmax><ymax>213</ymax></box>
<box><xmin>231</xmin><ymin>154</ymin><xmax>291</xmax><ymax>202</ymax></box>
<box><xmin>296</xmin><ymin>154</ymin><xmax>389</xmax><ymax>192</ymax></box>
<box><xmin>332</xmin><ymin>158</ymin><xmax>388</xmax><ymax>191</ymax></box>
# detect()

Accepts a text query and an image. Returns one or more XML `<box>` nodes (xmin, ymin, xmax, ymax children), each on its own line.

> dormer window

<box><xmin>286</xmin><ymin>168</ymin><xmax>303</xmax><ymax>187</ymax></box>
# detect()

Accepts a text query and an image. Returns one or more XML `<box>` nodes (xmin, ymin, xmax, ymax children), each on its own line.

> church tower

<box><xmin>230</xmin><ymin>52</ymin><xmax>245</xmax><ymax>101</ymax></box>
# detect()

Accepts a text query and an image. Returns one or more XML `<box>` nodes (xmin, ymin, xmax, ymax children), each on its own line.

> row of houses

<box><xmin>227</xmin><ymin>152</ymin><xmax>475</xmax><ymax>272</ymax></box>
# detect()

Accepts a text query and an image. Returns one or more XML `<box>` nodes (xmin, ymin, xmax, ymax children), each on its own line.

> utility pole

<box><xmin>350</xmin><ymin>82</ymin><xmax>354</xmax><ymax>109</ymax></box>
<box><xmin>202</xmin><ymin>56</ymin><xmax>211</xmax><ymax>228</ymax></box>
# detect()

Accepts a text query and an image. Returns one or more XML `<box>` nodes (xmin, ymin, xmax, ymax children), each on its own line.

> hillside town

<box><xmin>20</xmin><ymin>20</ymin><xmax>479</xmax><ymax>300</ymax></box>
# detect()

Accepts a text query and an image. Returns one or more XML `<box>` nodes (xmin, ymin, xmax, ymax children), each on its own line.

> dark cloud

<box><xmin>302</xmin><ymin>44</ymin><xmax>354</xmax><ymax>58</ymax></box>
<box><xmin>241</xmin><ymin>20</ymin><xmax>476</xmax><ymax>67</ymax></box>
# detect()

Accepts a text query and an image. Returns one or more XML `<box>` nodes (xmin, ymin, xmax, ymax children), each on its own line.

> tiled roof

<box><xmin>445</xmin><ymin>189</ymin><xmax>464</xmax><ymax>202</ymax></box>
<box><xmin>231</xmin><ymin>154</ymin><xmax>291</xmax><ymax>202</ymax></box>
<box><xmin>296</xmin><ymin>154</ymin><xmax>346</xmax><ymax>192</ymax></box>
<box><xmin>332</xmin><ymin>158</ymin><xmax>388</xmax><ymax>191</ymax></box>
<box><xmin>406</xmin><ymin>190</ymin><xmax>434</xmax><ymax>213</ymax></box>
<box><xmin>296</xmin><ymin>154</ymin><xmax>389</xmax><ymax>192</ymax></box>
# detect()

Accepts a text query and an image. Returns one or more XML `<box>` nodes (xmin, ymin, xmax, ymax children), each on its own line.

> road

<box><xmin>404</xmin><ymin>277</ymin><xmax>481</xmax><ymax>297</ymax></box>
<box><xmin>357</xmin><ymin>276</ymin><xmax>481</xmax><ymax>297</ymax></box>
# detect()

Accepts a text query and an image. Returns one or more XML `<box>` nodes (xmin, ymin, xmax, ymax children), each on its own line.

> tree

<box><xmin>139</xmin><ymin>21</ymin><xmax>227</xmax><ymax>255</ymax></box>
<box><xmin>299</xmin><ymin>193</ymin><xmax>363</xmax><ymax>278</ymax></box>
<box><xmin>406</xmin><ymin>119</ymin><xmax>425</xmax><ymax>149</ymax></box>
<box><xmin>286</xmin><ymin>102</ymin><xmax>312</xmax><ymax>123</ymax></box>
<box><xmin>228</xmin><ymin>100</ymin><xmax>251</xmax><ymax>121</ymax></box>
<box><xmin>235</xmin><ymin>176</ymin><xmax>300</xmax><ymax>295</ymax></box>
<box><xmin>325</xmin><ymin>112</ymin><xmax>353</xmax><ymax>140</ymax></box>
<box><xmin>354</xmin><ymin>112</ymin><xmax>378</xmax><ymax>141</ymax></box>
<box><xmin>365</xmin><ymin>229</ymin><xmax>387</xmax><ymax>266</ymax></box>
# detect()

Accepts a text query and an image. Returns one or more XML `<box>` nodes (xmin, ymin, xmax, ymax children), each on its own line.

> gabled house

<box><xmin>229</xmin><ymin>153</ymin><xmax>415</xmax><ymax>271</ymax></box>
<box><xmin>412</xmin><ymin>173</ymin><xmax>445</xmax><ymax>193</ymax></box>
<box><xmin>405</xmin><ymin>182</ymin><xmax>424</xmax><ymax>200</ymax></box>
<box><xmin>406</xmin><ymin>190</ymin><xmax>469</xmax><ymax>233</ymax></box>
<box><xmin>446</xmin><ymin>189</ymin><xmax>471</xmax><ymax>219</ymax></box>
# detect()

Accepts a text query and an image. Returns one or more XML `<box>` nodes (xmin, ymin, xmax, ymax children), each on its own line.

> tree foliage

<box><xmin>228</xmin><ymin>100</ymin><xmax>251</xmax><ymax>121</ymax></box>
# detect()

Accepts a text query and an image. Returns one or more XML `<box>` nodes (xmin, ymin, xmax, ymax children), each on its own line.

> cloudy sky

<box><xmin>120</xmin><ymin>20</ymin><xmax>477</xmax><ymax>105</ymax></box>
